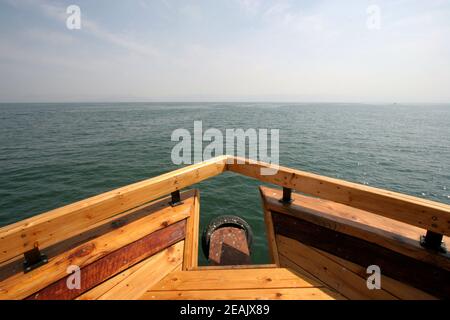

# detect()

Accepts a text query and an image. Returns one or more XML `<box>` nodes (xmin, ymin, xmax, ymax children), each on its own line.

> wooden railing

<box><xmin>1</xmin><ymin>155</ymin><xmax>449</xmax><ymax>265</ymax></box>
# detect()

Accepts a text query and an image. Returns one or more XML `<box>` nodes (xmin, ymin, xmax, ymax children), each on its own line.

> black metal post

<box><xmin>279</xmin><ymin>187</ymin><xmax>293</xmax><ymax>204</ymax></box>
<box><xmin>420</xmin><ymin>230</ymin><xmax>446</xmax><ymax>253</ymax></box>
<box><xmin>170</xmin><ymin>190</ymin><xmax>183</xmax><ymax>207</ymax></box>
<box><xmin>23</xmin><ymin>246</ymin><xmax>48</xmax><ymax>273</ymax></box>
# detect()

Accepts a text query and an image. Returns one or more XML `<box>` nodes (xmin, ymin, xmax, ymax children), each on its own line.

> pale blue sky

<box><xmin>0</xmin><ymin>0</ymin><xmax>449</xmax><ymax>102</ymax></box>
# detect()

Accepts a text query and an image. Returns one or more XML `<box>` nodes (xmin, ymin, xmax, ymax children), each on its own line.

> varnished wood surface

<box><xmin>142</xmin><ymin>267</ymin><xmax>344</xmax><ymax>300</ymax></box>
<box><xmin>26</xmin><ymin>220</ymin><xmax>186</xmax><ymax>300</ymax></box>
<box><xmin>0</xmin><ymin>194</ymin><xmax>194</xmax><ymax>300</ymax></box>
<box><xmin>273</xmin><ymin>212</ymin><xmax>450</xmax><ymax>298</ymax></box>
<box><xmin>260</xmin><ymin>186</ymin><xmax>450</xmax><ymax>270</ymax></box>
<box><xmin>277</xmin><ymin>236</ymin><xmax>436</xmax><ymax>300</ymax></box>
<box><xmin>0</xmin><ymin>156</ymin><xmax>227</xmax><ymax>263</ymax></box>
<box><xmin>230</xmin><ymin>157</ymin><xmax>450</xmax><ymax>236</ymax></box>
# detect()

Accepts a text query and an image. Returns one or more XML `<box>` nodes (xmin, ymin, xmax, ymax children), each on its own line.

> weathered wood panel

<box><xmin>27</xmin><ymin>220</ymin><xmax>186</xmax><ymax>300</ymax></box>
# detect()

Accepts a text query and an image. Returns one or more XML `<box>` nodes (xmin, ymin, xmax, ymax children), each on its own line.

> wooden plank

<box><xmin>0</xmin><ymin>156</ymin><xmax>227</xmax><ymax>263</ymax></box>
<box><xmin>260</xmin><ymin>187</ymin><xmax>450</xmax><ymax>270</ymax></box>
<box><xmin>193</xmin><ymin>264</ymin><xmax>277</xmax><ymax>271</ymax></box>
<box><xmin>317</xmin><ymin>249</ymin><xmax>437</xmax><ymax>300</ymax></box>
<box><xmin>143</xmin><ymin>288</ymin><xmax>340</xmax><ymax>300</ymax></box>
<box><xmin>97</xmin><ymin>241</ymin><xmax>184</xmax><ymax>300</ymax></box>
<box><xmin>26</xmin><ymin>220</ymin><xmax>186</xmax><ymax>300</ymax></box>
<box><xmin>77</xmin><ymin>256</ymin><xmax>149</xmax><ymax>300</ymax></box>
<box><xmin>150</xmin><ymin>268</ymin><xmax>319</xmax><ymax>291</ymax></box>
<box><xmin>278</xmin><ymin>255</ymin><xmax>327</xmax><ymax>288</ymax></box>
<box><xmin>259</xmin><ymin>188</ymin><xmax>280</xmax><ymax>266</ymax></box>
<box><xmin>277</xmin><ymin>235</ymin><xmax>397</xmax><ymax>300</ymax></box>
<box><xmin>0</xmin><ymin>190</ymin><xmax>197</xmax><ymax>281</ymax></box>
<box><xmin>228</xmin><ymin>157</ymin><xmax>450</xmax><ymax>236</ymax></box>
<box><xmin>183</xmin><ymin>190</ymin><xmax>200</xmax><ymax>270</ymax></box>
<box><xmin>0</xmin><ymin>198</ymin><xmax>192</xmax><ymax>300</ymax></box>
<box><xmin>273</xmin><ymin>212</ymin><xmax>450</xmax><ymax>298</ymax></box>
<box><xmin>208</xmin><ymin>227</ymin><xmax>251</xmax><ymax>265</ymax></box>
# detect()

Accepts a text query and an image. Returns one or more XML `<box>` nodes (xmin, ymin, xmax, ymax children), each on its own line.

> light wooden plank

<box><xmin>143</xmin><ymin>288</ymin><xmax>340</xmax><ymax>300</ymax></box>
<box><xmin>77</xmin><ymin>257</ymin><xmax>148</xmax><ymax>300</ymax></box>
<box><xmin>317</xmin><ymin>250</ymin><xmax>437</xmax><ymax>300</ymax></box>
<box><xmin>98</xmin><ymin>241</ymin><xmax>184</xmax><ymax>300</ymax></box>
<box><xmin>0</xmin><ymin>197</ymin><xmax>193</xmax><ymax>300</ymax></box>
<box><xmin>229</xmin><ymin>157</ymin><xmax>450</xmax><ymax>236</ymax></box>
<box><xmin>278</xmin><ymin>255</ymin><xmax>327</xmax><ymax>288</ymax></box>
<box><xmin>273</xmin><ymin>211</ymin><xmax>450</xmax><ymax>298</ymax></box>
<box><xmin>27</xmin><ymin>221</ymin><xmax>186</xmax><ymax>300</ymax></box>
<box><xmin>193</xmin><ymin>264</ymin><xmax>277</xmax><ymax>271</ymax></box>
<box><xmin>259</xmin><ymin>188</ymin><xmax>280</xmax><ymax>266</ymax></box>
<box><xmin>0</xmin><ymin>190</ymin><xmax>196</xmax><ymax>281</ymax></box>
<box><xmin>261</xmin><ymin>187</ymin><xmax>450</xmax><ymax>271</ymax></box>
<box><xmin>150</xmin><ymin>268</ymin><xmax>319</xmax><ymax>291</ymax></box>
<box><xmin>0</xmin><ymin>156</ymin><xmax>227</xmax><ymax>263</ymax></box>
<box><xmin>183</xmin><ymin>190</ymin><xmax>200</xmax><ymax>270</ymax></box>
<box><xmin>276</xmin><ymin>235</ymin><xmax>398</xmax><ymax>300</ymax></box>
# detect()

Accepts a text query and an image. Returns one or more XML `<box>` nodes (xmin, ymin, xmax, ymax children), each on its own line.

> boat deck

<box><xmin>80</xmin><ymin>264</ymin><xmax>343</xmax><ymax>300</ymax></box>
<box><xmin>0</xmin><ymin>156</ymin><xmax>448</xmax><ymax>300</ymax></box>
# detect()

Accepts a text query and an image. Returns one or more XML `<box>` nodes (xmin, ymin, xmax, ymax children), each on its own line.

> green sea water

<box><xmin>1</xmin><ymin>103</ymin><xmax>449</xmax><ymax>264</ymax></box>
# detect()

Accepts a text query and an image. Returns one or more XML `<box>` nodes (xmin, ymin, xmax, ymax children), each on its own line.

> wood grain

<box><xmin>260</xmin><ymin>186</ymin><xmax>450</xmax><ymax>270</ymax></box>
<box><xmin>229</xmin><ymin>157</ymin><xmax>450</xmax><ymax>236</ymax></box>
<box><xmin>143</xmin><ymin>288</ymin><xmax>341</xmax><ymax>300</ymax></box>
<box><xmin>183</xmin><ymin>190</ymin><xmax>200</xmax><ymax>270</ymax></box>
<box><xmin>97</xmin><ymin>241</ymin><xmax>184</xmax><ymax>300</ymax></box>
<box><xmin>277</xmin><ymin>235</ymin><xmax>397</xmax><ymax>300</ymax></box>
<box><xmin>27</xmin><ymin>220</ymin><xmax>186</xmax><ymax>300</ymax></box>
<box><xmin>151</xmin><ymin>268</ymin><xmax>317</xmax><ymax>291</ymax></box>
<box><xmin>0</xmin><ymin>156</ymin><xmax>227</xmax><ymax>263</ymax></box>
<box><xmin>0</xmin><ymin>197</ymin><xmax>192</xmax><ymax>300</ymax></box>
<box><xmin>273</xmin><ymin>212</ymin><xmax>450</xmax><ymax>298</ymax></box>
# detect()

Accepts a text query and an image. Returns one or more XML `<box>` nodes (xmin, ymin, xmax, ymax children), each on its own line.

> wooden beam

<box><xmin>143</xmin><ymin>288</ymin><xmax>341</xmax><ymax>300</ymax></box>
<box><xmin>193</xmin><ymin>264</ymin><xmax>277</xmax><ymax>271</ymax></box>
<box><xmin>150</xmin><ymin>268</ymin><xmax>319</xmax><ymax>291</ymax></box>
<box><xmin>229</xmin><ymin>157</ymin><xmax>450</xmax><ymax>236</ymax></box>
<box><xmin>182</xmin><ymin>190</ymin><xmax>200</xmax><ymax>270</ymax></box>
<box><xmin>259</xmin><ymin>188</ymin><xmax>280</xmax><ymax>266</ymax></box>
<box><xmin>26</xmin><ymin>220</ymin><xmax>186</xmax><ymax>300</ymax></box>
<box><xmin>0</xmin><ymin>190</ymin><xmax>197</xmax><ymax>281</ymax></box>
<box><xmin>0</xmin><ymin>156</ymin><xmax>227</xmax><ymax>264</ymax></box>
<box><xmin>273</xmin><ymin>212</ymin><xmax>450</xmax><ymax>299</ymax></box>
<box><xmin>0</xmin><ymin>196</ymin><xmax>193</xmax><ymax>300</ymax></box>
<box><xmin>260</xmin><ymin>187</ymin><xmax>450</xmax><ymax>271</ymax></box>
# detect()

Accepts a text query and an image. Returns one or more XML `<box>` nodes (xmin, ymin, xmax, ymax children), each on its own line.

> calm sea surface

<box><xmin>1</xmin><ymin>103</ymin><xmax>449</xmax><ymax>264</ymax></box>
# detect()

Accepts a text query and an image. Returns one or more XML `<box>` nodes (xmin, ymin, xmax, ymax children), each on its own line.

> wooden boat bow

<box><xmin>0</xmin><ymin>156</ymin><xmax>448</xmax><ymax>300</ymax></box>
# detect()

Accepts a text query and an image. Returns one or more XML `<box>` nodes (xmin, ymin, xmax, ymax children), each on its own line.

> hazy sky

<box><xmin>0</xmin><ymin>0</ymin><xmax>449</xmax><ymax>103</ymax></box>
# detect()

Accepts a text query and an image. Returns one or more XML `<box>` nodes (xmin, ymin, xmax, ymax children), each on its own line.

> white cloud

<box><xmin>236</xmin><ymin>0</ymin><xmax>262</xmax><ymax>15</ymax></box>
<box><xmin>3</xmin><ymin>0</ymin><xmax>160</xmax><ymax>58</ymax></box>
